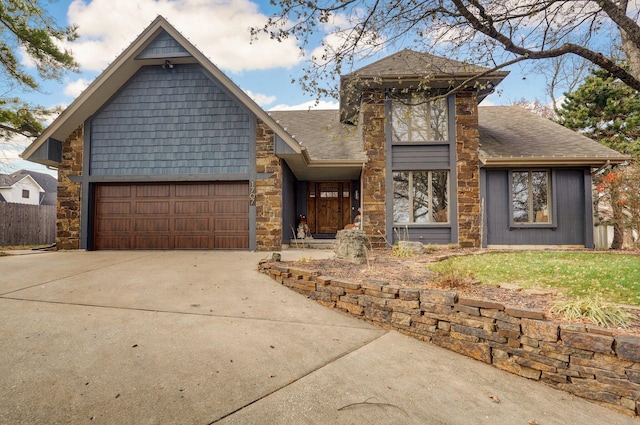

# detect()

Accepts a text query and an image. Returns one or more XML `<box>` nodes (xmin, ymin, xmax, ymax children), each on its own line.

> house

<box><xmin>0</xmin><ymin>171</ymin><xmax>47</xmax><ymax>205</ymax></box>
<box><xmin>0</xmin><ymin>170</ymin><xmax>57</xmax><ymax>206</ymax></box>
<box><xmin>21</xmin><ymin>16</ymin><xmax>628</xmax><ymax>251</ymax></box>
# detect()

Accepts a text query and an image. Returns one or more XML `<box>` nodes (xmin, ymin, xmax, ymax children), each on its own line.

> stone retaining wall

<box><xmin>259</xmin><ymin>262</ymin><xmax>640</xmax><ymax>416</ymax></box>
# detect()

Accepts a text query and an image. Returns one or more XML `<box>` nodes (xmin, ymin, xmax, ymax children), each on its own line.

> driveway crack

<box><xmin>205</xmin><ymin>331</ymin><xmax>388</xmax><ymax>425</ymax></box>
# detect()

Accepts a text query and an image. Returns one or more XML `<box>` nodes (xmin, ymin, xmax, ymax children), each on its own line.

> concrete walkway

<box><xmin>0</xmin><ymin>250</ymin><xmax>636</xmax><ymax>424</ymax></box>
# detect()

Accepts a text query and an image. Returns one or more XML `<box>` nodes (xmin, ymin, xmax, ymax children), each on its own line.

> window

<box><xmin>512</xmin><ymin>170</ymin><xmax>551</xmax><ymax>224</ymax></box>
<box><xmin>22</xmin><ymin>189</ymin><xmax>29</xmax><ymax>199</ymax></box>
<box><xmin>391</xmin><ymin>93</ymin><xmax>448</xmax><ymax>143</ymax></box>
<box><xmin>393</xmin><ymin>171</ymin><xmax>448</xmax><ymax>223</ymax></box>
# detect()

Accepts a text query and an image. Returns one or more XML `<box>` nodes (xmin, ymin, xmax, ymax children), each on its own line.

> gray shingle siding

<box><xmin>136</xmin><ymin>30</ymin><xmax>191</xmax><ymax>59</ymax></box>
<box><xmin>90</xmin><ymin>64</ymin><xmax>252</xmax><ymax>176</ymax></box>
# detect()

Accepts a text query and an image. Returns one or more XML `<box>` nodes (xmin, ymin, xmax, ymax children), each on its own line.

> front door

<box><xmin>307</xmin><ymin>182</ymin><xmax>352</xmax><ymax>235</ymax></box>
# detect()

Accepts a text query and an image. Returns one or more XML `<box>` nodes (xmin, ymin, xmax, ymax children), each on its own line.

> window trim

<box><xmin>393</xmin><ymin>170</ymin><xmax>450</xmax><ymax>225</ymax></box>
<box><xmin>508</xmin><ymin>169</ymin><xmax>556</xmax><ymax>229</ymax></box>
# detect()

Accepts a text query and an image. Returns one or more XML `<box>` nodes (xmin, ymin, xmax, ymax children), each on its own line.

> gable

<box><xmin>135</xmin><ymin>30</ymin><xmax>191</xmax><ymax>59</ymax></box>
<box><xmin>21</xmin><ymin>16</ymin><xmax>302</xmax><ymax>168</ymax></box>
<box><xmin>90</xmin><ymin>64</ymin><xmax>252</xmax><ymax>176</ymax></box>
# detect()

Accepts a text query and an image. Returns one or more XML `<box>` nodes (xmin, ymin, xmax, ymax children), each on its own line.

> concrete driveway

<box><xmin>0</xmin><ymin>250</ymin><xmax>636</xmax><ymax>425</ymax></box>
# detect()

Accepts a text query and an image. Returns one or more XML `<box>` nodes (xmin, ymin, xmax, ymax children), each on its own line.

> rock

<box><xmin>398</xmin><ymin>240</ymin><xmax>425</xmax><ymax>254</ymax></box>
<box><xmin>334</xmin><ymin>229</ymin><xmax>368</xmax><ymax>264</ymax></box>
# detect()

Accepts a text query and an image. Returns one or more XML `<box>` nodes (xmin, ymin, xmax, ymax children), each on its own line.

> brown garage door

<box><xmin>94</xmin><ymin>182</ymin><xmax>249</xmax><ymax>250</ymax></box>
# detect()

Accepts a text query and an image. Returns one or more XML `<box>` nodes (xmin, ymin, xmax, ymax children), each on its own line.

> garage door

<box><xmin>94</xmin><ymin>182</ymin><xmax>249</xmax><ymax>250</ymax></box>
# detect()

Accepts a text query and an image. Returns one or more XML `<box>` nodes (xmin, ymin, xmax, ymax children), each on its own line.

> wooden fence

<box><xmin>0</xmin><ymin>203</ymin><xmax>56</xmax><ymax>246</ymax></box>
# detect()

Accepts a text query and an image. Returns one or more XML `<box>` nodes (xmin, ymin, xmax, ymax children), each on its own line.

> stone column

<box><xmin>255</xmin><ymin>119</ymin><xmax>282</xmax><ymax>251</ymax></box>
<box><xmin>455</xmin><ymin>92</ymin><xmax>481</xmax><ymax>248</ymax></box>
<box><xmin>360</xmin><ymin>92</ymin><xmax>387</xmax><ymax>248</ymax></box>
<box><xmin>57</xmin><ymin>125</ymin><xmax>83</xmax><ymax>250</ymax></box>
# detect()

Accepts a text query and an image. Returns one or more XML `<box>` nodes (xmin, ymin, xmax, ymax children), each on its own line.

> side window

<box><xmin>393</xmin><ymin>171</ymin><xmax>449</xmax><ymax>223</ymax></box>
<box><xmin>391</xmin><ymin>94</ymin><xmax>448</xmax><ymax>143</ymax></box>
<box><xmin>512</xmin><ymin>170</ymin><xmax>551</xmax><ymax>224</ymax></box>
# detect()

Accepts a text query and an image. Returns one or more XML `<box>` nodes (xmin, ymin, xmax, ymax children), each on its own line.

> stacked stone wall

<box><xmin>455</xmin><ymin>92</ymin><xmax>481</xmax><ymax>248</ymax></box>
<box><xmin>57</xmin><ymin>125</ymin><xmax>83</xmax><ymax>250</ymax></box>
<box><xmin>360</xmin><ymin>92</ymin><xmax>387</xmax><ymax>247</ymax></box>
<box><xmin>260</xmin><ymin>262</ymin><xmax>640</xmax><ymax>416</ymax></box>
<box><xmin>255</xmin><ymin>120</ymin><xmax>282</xmax><ymax>251</ymax></box>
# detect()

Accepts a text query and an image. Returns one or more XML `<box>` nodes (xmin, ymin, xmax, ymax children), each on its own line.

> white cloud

<box><xmin>66</xmin><ymin>0</ymin><xmax>304</xmax><ymax>73</ymax></box>
<box><xmin>310</xmin><ymin>10</ymin><xmax>385</xmax><ymax>68</ymax></box>
<box><xmin>0</xmin><ymin>147</ymin><xmax>24</xmax><ymax>163</ymax></box>
<box><xmin>63</xmin><ymin>78</ymin><xmax>91</xmax><ymax>98</ymax></box>
<box><xmin>269</xmin><ymin>99</ymin><xmax>339</xmax><ymax>111</ymax></box>
<box><xmin>244</xmin><ymin>90</ymin><xmax>276</xmax><ymax>107</ymax></box>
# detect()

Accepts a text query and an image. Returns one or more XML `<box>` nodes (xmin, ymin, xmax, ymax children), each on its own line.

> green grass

<box><xmin>428</xmin><ymin>251</ymin><xmax>640</xmax><ymax>306</ymax></box>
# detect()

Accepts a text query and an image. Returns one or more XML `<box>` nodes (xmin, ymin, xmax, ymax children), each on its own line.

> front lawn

<box><xmin>428</xmin><ymin>251</ymin><xmax>640</xmax><ymax>306</ymax></box>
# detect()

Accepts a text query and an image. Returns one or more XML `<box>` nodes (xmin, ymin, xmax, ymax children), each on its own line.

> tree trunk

<box><xmin>611</xmin><ymin>222</ymin><xmax>624</xmax><ymax>249</ymax></box>
<box><xmin>621</xmin><ymin>31</ymin><xmax>640</xmax><ymax>81</ymax></box>
<box><xmin>610</xmin><ymin>188</ymin><xmax>625</xmax><ymax>249</ymax></box>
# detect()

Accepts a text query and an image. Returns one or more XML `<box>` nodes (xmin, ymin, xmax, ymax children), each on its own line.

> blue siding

<box><xmin>391</xmin><ymin>144</ymin><xmax>450</xmax><ymax>169</ymax></box>
<box><xmin>136</xmin><ymin>30</ymin><xmax>190</xmax><ymax>59</ymax></box>
<box><xmin>90</xmin><ymin>64</ymin><xmax>252</xmax><ymax>176</ymax></box>
<box><xmin>485</xmin><ymin>169</ymin><xmax>587</xmax><ymax>245</ymax></box>
<box><xmin>392</xmin><ymin>226</ymin><xmax>452</xmax><ymax>245</ymax></box>
<box><xmin>282</xmin><ymin>162</ymin><xmax>297</xmax><ymax>241</ymax></box>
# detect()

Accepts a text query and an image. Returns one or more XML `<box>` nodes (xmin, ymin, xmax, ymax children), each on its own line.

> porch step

<box><xmin>288</xmin><ymin>238</ymin><xmax>335</xmax><ymax>249</ymax></box>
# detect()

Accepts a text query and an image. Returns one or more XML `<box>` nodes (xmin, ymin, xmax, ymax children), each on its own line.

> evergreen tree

<box><xmin>558</xmin><ymin>67</ymin><xmax>640</xmax><ymax>249</ymax></box>
<box><xmin>558</xmin><ymin>68</ymin><xmax>640</xmax><ymax>158</ymax></box>
<box><xmin>0</xmin><ymin>0</ymin><xmax>78</xmax><ymax>142</ymax></box>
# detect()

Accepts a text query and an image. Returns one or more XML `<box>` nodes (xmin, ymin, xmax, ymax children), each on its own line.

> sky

<box><xmin>3</xmin><ymin>0</ymin><xmax>553</xmax><ymax>175</ymax></box>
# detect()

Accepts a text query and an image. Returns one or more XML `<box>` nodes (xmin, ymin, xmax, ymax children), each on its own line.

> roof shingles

<box><xmin>268</xmin><ymin>110</ymin><xmax>365</xmax><ymax>162</ymax></box>
<box><xmin>271</xmin><ymin>106</ymin><xmax>628</xmax><ymax>167</ymax></box>
<box><xmin>478</xmin><ymin>106</ymin><xmax>628</xmax><ymax>165</ymax></box>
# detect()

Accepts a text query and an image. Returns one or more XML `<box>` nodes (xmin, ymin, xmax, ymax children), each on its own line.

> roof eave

<box><xmin>305</xmin><ymin>159</ymin><xmax>366</xmax><ymax>167</ymax></box>
<box><xmin>480</xmin><ymin>156</ymin><xmax>630</xmax><ymax>167</ymax></box>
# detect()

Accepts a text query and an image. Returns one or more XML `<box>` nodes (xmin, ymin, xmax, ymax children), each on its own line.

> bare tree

<box><xmin>252</xmin><ymin>1</ymin><xmax>640</xmax><ymax>96</ymax></box>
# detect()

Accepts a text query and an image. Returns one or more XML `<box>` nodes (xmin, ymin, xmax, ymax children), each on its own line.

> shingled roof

<box><xmin>478</xmin><ymin>106</ymin><xmax>629</xmax><ymax>166</ymax></box>
<box><xmin>348</xmin><ymin>49</ymin><xmax>495</xmax><ymax>79</ymax></box>
<box><xmin>270</xmin><ymin>105</ymin><xmax>628</xmax><ymax>168</ymax></box>
<box><xmin>268</xmin><ymin>110</ymin><xmax>364</xmax><ymax>162</ymax></box>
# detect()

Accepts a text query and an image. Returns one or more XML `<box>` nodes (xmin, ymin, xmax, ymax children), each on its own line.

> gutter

<box><xmin>480</xmin><ymin>156</ymin><xmax>630</xmax><ymax>167</ymax></box>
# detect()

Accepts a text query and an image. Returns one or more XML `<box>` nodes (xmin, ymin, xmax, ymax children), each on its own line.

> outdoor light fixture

<box><xmin>162</xmin><ymin>60</ymin><xmax>174</xmax><ymax>69</ymax></box>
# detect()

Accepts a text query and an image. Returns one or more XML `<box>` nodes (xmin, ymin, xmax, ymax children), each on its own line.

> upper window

<box><xmin>512</xmin><ymin>170</ymin><xmax>551</xmax><ymax>224</ymax></box>
<box><xmin>22</xmin><ymin>189</ymin><xmax>29</xmax><ymax>199</ymax></box>
<box><xmin>391</xmin><ymin>94</ymin><xmax>448</xmax><ymax>143</ymax></box>
<box><xmin>393</xmin><ymin>171</ymin><xmax>449</xmax><ymax>223</ymax></box>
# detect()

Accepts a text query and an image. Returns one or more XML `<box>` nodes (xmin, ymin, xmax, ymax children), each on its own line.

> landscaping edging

<box><xmin>259</xmin><ymin>261</ymin><xmax>640</xmax><ymax>416</ymax></box>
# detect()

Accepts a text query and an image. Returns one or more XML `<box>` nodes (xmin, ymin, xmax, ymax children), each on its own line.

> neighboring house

<box><xmin>8</xmin><ymin>170</ymin><xmax>57</xmax><ymax>206</ymax></box>
<box><xmin>21</xmin><ymin>16</ymin><xmax>628</xmax><ymax>251</ymax></box>
<box><xmin>0</xmin><ymin>172</ymin><xmax>45</xmax><ymax>205</ymax></box>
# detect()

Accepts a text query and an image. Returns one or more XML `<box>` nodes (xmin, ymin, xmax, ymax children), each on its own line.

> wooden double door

<box><xmin>307</xmin><ymin>182</ymin><xmax>353</xmax><ymax>235</ymax></box>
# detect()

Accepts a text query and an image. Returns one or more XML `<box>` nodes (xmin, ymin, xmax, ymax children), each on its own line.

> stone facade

<box><xmin>455</xmin><ymin>92</ymin><xmax>481</xmax><ymax>248</ymax></box>
<box><xmin>57</xmin><ymin>125</ymin><xmax>83</xmax><ymax>250</ymax></box>
<box><xmin>255</xmin><ymin>119</ymin><xmax>282</xmax><ymax>251</ymax></box>
<box><xmin>360</xmin><ymin>92</ymin><xmax>387</xmax><ymax>248</ymax></box>
<box><xmin>261</xmin><ymin>262</ymin><xmax>640</xmax><ymax>417</ymax></box>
